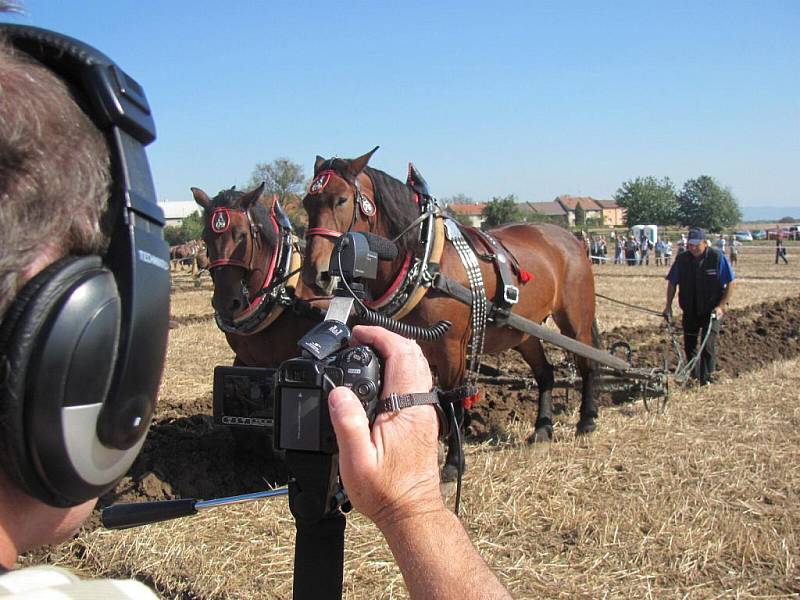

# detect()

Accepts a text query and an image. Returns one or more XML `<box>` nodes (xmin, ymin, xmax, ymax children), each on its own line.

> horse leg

<box><xmin>515</xmin><ymin>336</ymin><xmax>556</xmax><ymax>443</ymax></box>
<box><xmin>574</xmin><ymin>321</ymin><xmax>600</xmax><ymax>435</ymax></box>
<box><xmin>552</xmin><ymin>313</ymin><xmax>599</xmax><ymax>436</ymax></box>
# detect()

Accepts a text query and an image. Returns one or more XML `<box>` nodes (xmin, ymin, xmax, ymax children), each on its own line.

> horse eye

<box><xmin>336</xmin><ymin>196</ymin><xmax>348</xmax><ymax>207</ymax></box>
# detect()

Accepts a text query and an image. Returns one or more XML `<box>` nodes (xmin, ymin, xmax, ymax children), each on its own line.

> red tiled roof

<box><xmin>448</xmin><ymin>203</ymin><xmax>486</xmax><ymax>216</ymax></box>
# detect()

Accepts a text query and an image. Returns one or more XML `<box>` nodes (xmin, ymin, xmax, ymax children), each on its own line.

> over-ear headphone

<box><xmin>0</xmin><ymin>25</ymin><xmax>170</xmax><ymax>507</ymax></box>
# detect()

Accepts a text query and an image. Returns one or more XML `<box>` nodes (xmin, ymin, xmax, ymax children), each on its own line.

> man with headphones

<box><xmin>0</xmin><ymin>15</ymin><xmax>167</xmax><ymax>597</ymax></box>
<box><xmin>0</xmin><ymin>15</ymin><xmax>510</xmax><ymax>600</ymax></box>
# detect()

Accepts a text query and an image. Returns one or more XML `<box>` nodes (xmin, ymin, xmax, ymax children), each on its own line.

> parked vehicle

<box><xmin>788</xmin><ymin>225</ymin><xmax>800</xmax><ymax>240</ymax></box>
<box><xmin>767</xmin><ymin>228</ymin><xmax>790</xmax><ymax>240</ymax></box>
<box><xmin>734</xmin><ymin>230</ymin><xmax>753</xmax><ymax>242</ymax></box>
<box><xmin>751</xmin><ymin>229</ymin><xmax>767</xmax><ymax>240</ymax></box>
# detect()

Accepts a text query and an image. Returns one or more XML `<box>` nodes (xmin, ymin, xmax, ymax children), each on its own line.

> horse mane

<box><xmin>363</xmin><ymin>167</ymin><xmax>420</xmax><ymax>257</ymax></box>
<box><xmin>208</xmin><ymin>188</ymin><xmax>277</xmax><ymax>247</ymax></box>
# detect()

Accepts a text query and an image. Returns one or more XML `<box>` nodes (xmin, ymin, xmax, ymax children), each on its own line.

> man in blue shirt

<box><xmin>663</xmin><ymin>228</ymin><xmax>736</xmax><ymax>385</ymax></box>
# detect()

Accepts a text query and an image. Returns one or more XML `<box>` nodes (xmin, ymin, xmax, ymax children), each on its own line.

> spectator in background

<box><xmin>677</xmin><ymin>233</ymin><xmax>687</xmax><ymax>254</ymax></box>
<box><xmin>728</xmin><ymin>235</ymin><xmax>740</xmax><ymax>265</ymax></box>
<box><xmin>664</xmin><ymin>239</ymin><xmax>673</xmax><ymax>265</ymax></box>
<box><xmin>776</xmin><ymin>238</ymin><xmax>788</xmax><ymax>264</ymax></box>
<box><xmin>714</xmin><ymin>233</ymin><xmax>726</xmax><ymax>255</ymax></box>
<box><xmin>654</xmin><ymin>239</ymin><xmax>665</xmax><ymax>266</ymax></box>
<box><xmin>639</xmin><ymin>236</ymin><xmax>652</xmax><ymax>266</ymax></box>
<box><xmin>625</xmin><ymin>235</ymin><xmax>639</xmax><ymax>266</ymax></box>
<box><xmin>614</xmin><ymin>234</ymin><xmax>623</xmax><ymax>264</ymax></box>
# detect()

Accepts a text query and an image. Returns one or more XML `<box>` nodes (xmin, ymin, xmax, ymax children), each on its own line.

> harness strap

<box><xmin>461</xmin><ymin>228</ymin><xmax>521</xmax><ymax>314</ymax></box>
<box><xmin>444</xmin><ymin>220</ymin><xmax>487</xmax><ymax>392</ymax></box>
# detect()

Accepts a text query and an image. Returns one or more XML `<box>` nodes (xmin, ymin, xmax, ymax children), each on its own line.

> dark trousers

<box><xmin>683</xmin><ymin>313</ymin><xmax>721</xmax><ymax>384</ymax></box>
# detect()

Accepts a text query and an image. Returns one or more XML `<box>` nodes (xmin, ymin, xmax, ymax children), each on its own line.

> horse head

<box><xmin>302</xmin><ymin>146</ymin><xmax>380</xmax><ymax>294</ymax></box>
<box><xmin>191</xmin><ymin>183</ymin><xmax>284</xmax><ymax>321</ymax></box>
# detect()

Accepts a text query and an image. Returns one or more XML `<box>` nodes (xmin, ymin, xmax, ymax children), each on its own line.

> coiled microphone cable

<box><xmin>355</xmin><ymin>305</ymin><xmax>451</xmax><ymax>341</ymax></box>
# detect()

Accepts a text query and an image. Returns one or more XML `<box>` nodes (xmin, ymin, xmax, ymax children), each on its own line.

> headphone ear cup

<box><xmin>0</xmin><ymin>255</ymin><xmax>138</xmax><ymax>507</ymax></box>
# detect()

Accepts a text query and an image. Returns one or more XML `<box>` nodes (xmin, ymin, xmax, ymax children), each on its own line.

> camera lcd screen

<box><xmin>279</xmin><ymin>387</ymin><xmax>322</xmax><ymax>451</ymax></box>
<box><xmin>213</xmin><ymin>366</ymin><xmax>276</xmax><ymax>432</ymax></box>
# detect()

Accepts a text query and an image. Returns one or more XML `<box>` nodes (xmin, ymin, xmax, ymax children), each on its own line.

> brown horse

<box><xmin>301</xmin><ymin>149</ymin><xmax>600</xmax><ymax>480</ymax></box>
<box><xmin>190</xmin><ymin>183</ymin><xmax>318</xmax><ymax>370</ymax></box>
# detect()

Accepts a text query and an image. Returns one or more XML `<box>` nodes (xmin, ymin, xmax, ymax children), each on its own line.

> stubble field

<box><xmin>26</xmin><ymin>242</ymin><xmax>800</xmax><ymax>599</ymax></box>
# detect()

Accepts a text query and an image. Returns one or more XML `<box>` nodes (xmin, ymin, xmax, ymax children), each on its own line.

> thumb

<box><xmin>328</xmin><ymin>387</ymin><xmax>375</xmax><ymax>469</ymax></box>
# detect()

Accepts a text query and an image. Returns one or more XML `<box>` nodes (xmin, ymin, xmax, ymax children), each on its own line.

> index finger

<box><xmin>351</xmin><ymin>325</ymin><xmax>413</xmax><ymax>359</ymax></box>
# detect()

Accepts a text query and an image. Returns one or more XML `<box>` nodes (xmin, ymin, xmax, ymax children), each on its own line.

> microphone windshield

<box><xmin>362</xmin><ymin>232</ymin><xmax>398</xmax><ymax>261</ymax></box>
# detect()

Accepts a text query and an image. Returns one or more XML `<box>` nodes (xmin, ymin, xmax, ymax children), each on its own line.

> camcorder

<box><xmin>213</xmin><ymin>231</ymin><xmax>384</xmax><ymax>514</ymax></box>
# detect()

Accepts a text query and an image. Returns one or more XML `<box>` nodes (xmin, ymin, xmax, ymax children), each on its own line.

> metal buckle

<box><xmin>389</xmin><ymin>393</ymin><xmax>401</xmax><ymax>412</ymax></box>
<box><xmin>503</xmin><ymin>284</ymin><xmax>519</xmax><ymax>305</ymax></box>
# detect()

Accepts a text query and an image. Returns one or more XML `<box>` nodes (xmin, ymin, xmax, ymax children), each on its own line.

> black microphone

<box><xmin>361</xmin><ymin>232</ymin><xmax>398</xmax><ymax>261</ymax></box>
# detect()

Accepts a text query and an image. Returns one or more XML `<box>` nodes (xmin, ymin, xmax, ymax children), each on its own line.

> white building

<box><xmin>158</xmin><ymin>201</ymin><xmax>201</xmax><ymax>227</ymax></box>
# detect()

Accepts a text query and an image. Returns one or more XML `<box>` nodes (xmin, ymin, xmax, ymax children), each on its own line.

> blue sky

<box><xmin>4</xmin><ymin>1</ymin><xmax>798</xmax><ymax>207</ymax></box>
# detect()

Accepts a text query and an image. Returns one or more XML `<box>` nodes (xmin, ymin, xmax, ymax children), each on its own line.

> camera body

<box><xmin>273</xmin><ymin>344</ymin><xmax>381</xmax><ymax>453</ymax></box>
<box><xmin>213</xmin><ymin>232</ymin><xmax>384</xmax><ymax>458</ymax></box>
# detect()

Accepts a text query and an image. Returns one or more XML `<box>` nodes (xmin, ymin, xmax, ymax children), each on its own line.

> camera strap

<box><xmin>377</xmin><ymin>391</ymin><xmax>440</xmax><ymax>413</ymax></box>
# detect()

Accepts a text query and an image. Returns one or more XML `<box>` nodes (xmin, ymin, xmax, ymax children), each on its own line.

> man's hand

<box><xmin>328</xmin><ymin>326</ymin><xmax>444</xmax><ymax>531</ymax></box>
<box><xmin>713</xmin><ymin>306</ymin><xmax>724</xmax><ymax>319</ymax></box>
<box><xmin>662</xmin><ymin>307</ymin><xmax>673</xmax><ymax>322</ymax></box>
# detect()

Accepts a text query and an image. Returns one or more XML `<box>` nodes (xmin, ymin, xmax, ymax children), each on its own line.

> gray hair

<box><xmin>0</xmin><ymin>38</ymin><xmax>111</xmax><ymax>320</ymax></box>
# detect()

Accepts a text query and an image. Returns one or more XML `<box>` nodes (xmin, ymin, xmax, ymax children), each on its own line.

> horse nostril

<box><xmin>315</xmin><ymin>271</ymin><xmax>331</xmax><ymax>291</ymax></box>
<box><xmin>228</xmin><ymin>298</ymin><xmax>242</xmax><ymax>314</ymax></box>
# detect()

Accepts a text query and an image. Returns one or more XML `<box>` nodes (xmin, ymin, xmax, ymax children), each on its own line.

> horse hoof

<box><xmin>527</xmin><ymin>426</ymin><xmax>553</xmax><ymax>445</ymax></box>
<box><xmin>576</xmin><ymin>418</ymin><xmax>597</xmax><ymax>435</ymax></box>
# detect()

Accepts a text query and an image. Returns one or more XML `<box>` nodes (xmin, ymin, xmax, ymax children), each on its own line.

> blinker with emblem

<box><xmin>358</xmin><ymin>194</ymin><xmax>376</xmax><ymax>217</ymax></box>
<box><xmin>211</xmin><ymin>208</ymin><xmax>231</xmax><ymax>233</ymax></box>
<box><xmin>308</xmin><ymin>171</ymin><xmax>333</xmax><ymax>195</ymax></box>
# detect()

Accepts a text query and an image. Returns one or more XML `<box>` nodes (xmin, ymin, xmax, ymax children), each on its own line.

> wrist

<box><xmin>375</xmin><ymin>501</ymin><xmax>452</xmax><ymax>538</ymax></box>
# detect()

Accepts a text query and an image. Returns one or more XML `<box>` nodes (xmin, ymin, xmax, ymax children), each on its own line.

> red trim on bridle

<box><xmin>305</xmin><ymin>227</ymin><xmax>344</xmax><ymax>240</ymax></box>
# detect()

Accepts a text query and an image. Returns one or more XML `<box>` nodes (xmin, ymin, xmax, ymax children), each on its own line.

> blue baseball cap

<box><xmin>687</xmin><ymin>228</ymin><xmax>706</xmax><ymax>245</ymax></box>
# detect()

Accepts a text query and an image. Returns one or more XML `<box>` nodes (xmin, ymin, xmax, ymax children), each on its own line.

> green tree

<box><xmin>614</xmin><ymin>176</ymin><xmax>678</xmax><ymax>227</ymax></box>
<box><xmin>164</xmin><ymin>225</ymin><xmax>183</xmax><ymax>246</ymax></box>
<box><xmin>247</xmin><ymin>158</ymin><xmax>305</xmax><ymax>204</ymax></box>
<box><xmin>481</xmin><ymin>194</ymin><xmax>523</xmax><ymax>228</ymax></box>
<box><xmin>677</xmin><ymin>176</ymin><xmax>742</xmax><ymax>232</ymax></box>
<box><xmin>179</xmin><ymin>210</ymin><xmax>205</xmax><ymax>241</ymax></box>
<box><xmin>574</xmin><ymin>204</ymin><xmax>586</xmax><ymax>228</ymax></box>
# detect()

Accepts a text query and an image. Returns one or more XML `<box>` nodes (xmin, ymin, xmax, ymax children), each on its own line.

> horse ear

<box><xmin>240</xmin><ymin>182</ymin><xmax>266</xmax><ymax>210</ymax></box>
<box><xmin>272</xmin><ymin>194</ymin><xmax>293</xmax><ymax>230</ymax></box>
<box><xmin>191</xmin><ymin>187</ymin><xmax>212</xmax><ymax>209</ymax></box>
<box><xmin>314</xmin><ymin>155</ymin><xmax>326</xmax><ymax>174</ymax></box>
<box><xmin>348</xmin><ymin>146</ymin><xmax>379</xmax><ymax>177</ymax></box>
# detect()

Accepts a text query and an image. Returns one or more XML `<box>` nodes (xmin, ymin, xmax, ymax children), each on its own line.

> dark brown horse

<box><xmin>190</xmin><ymin>183</ymin><xmax>318</xmax><ymax>370</ymax></box>
<box><xmin>301</xmin><ymin>149</ymin><xmax>600</xmax><ymax>480</ymax></box>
